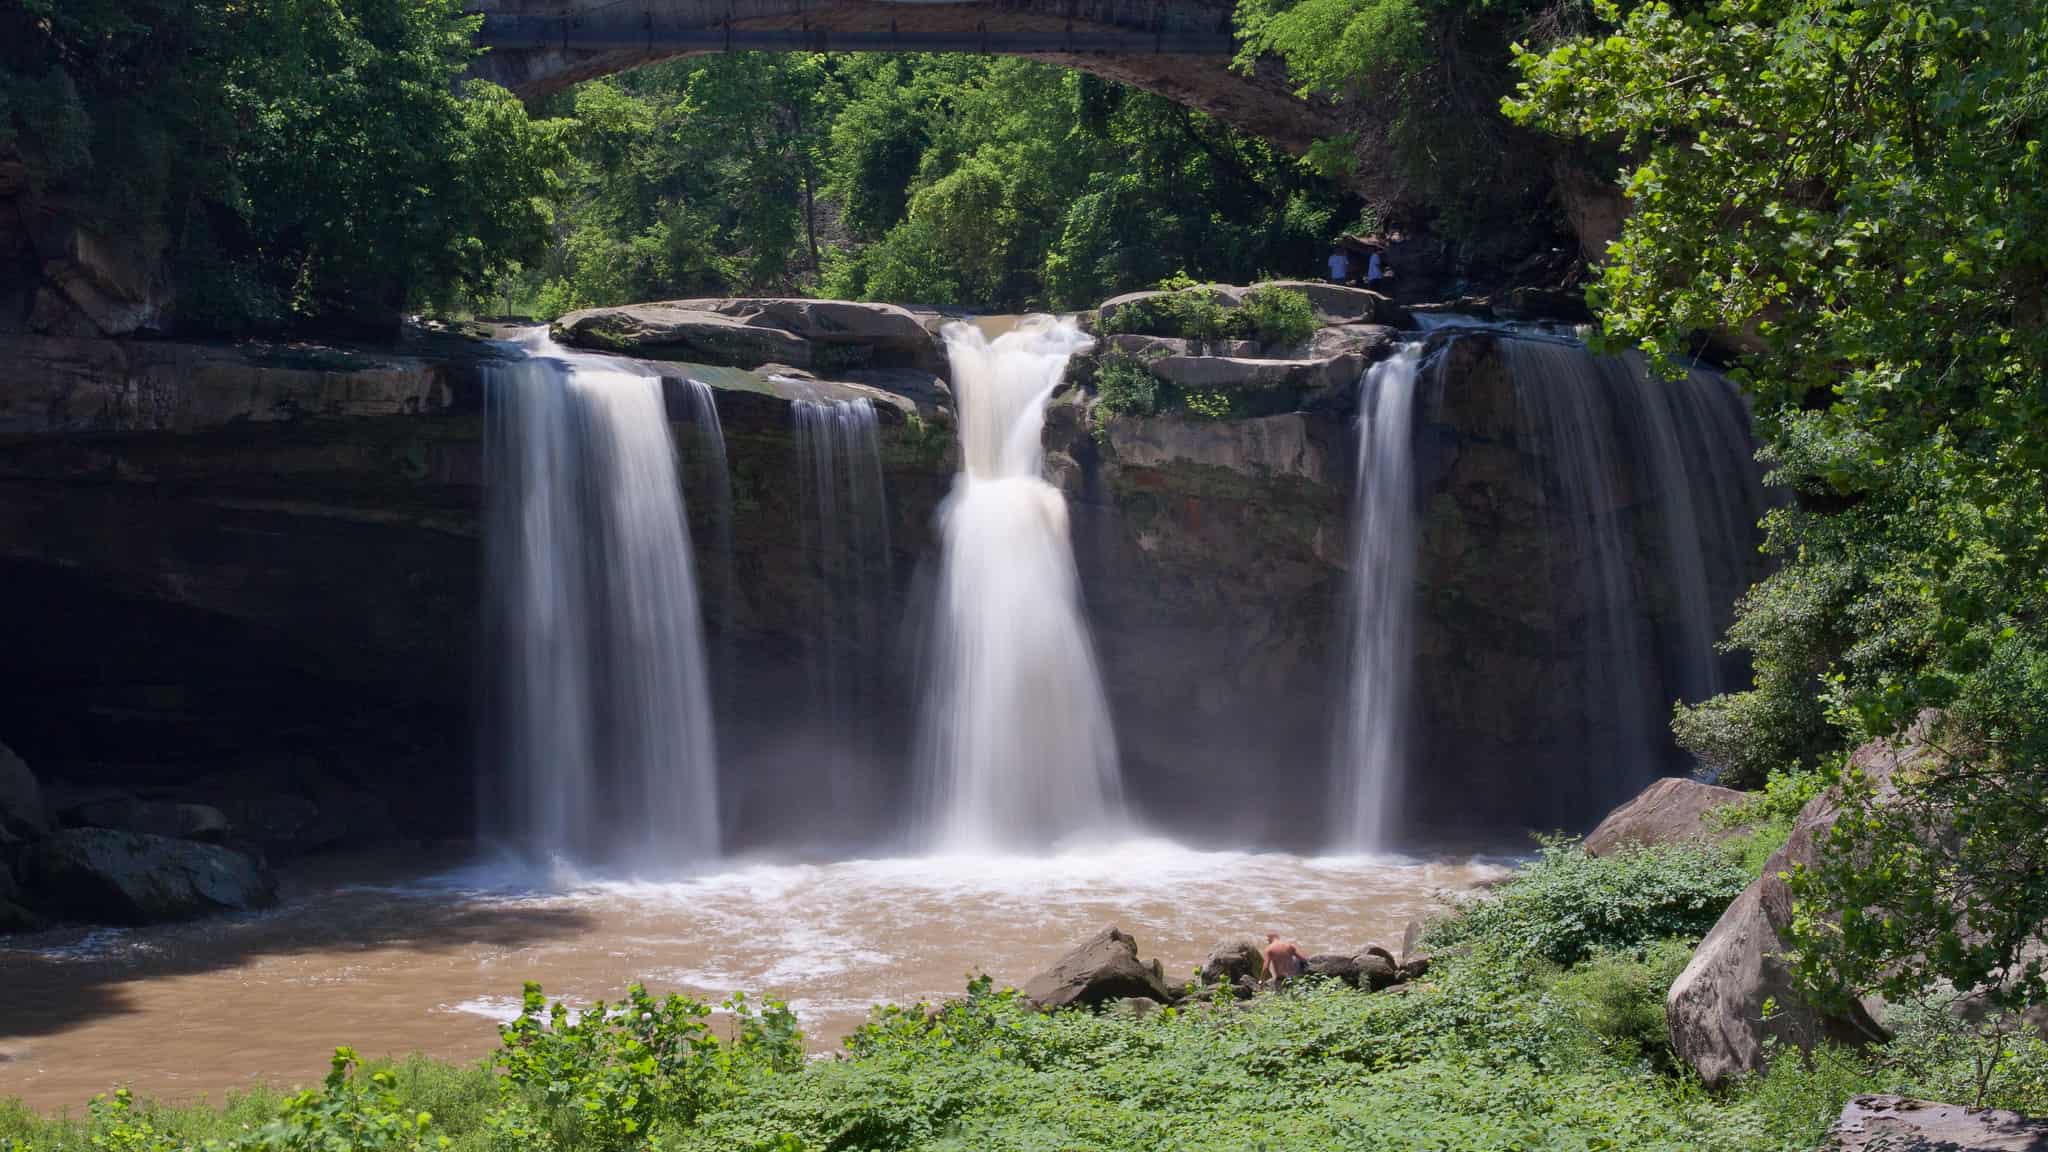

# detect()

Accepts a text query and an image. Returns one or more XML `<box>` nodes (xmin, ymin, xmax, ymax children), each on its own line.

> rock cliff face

<box><xmin>0</xmin><ymin>291</ymin><xmax>1766</xmax><ymax>899</ymax></box>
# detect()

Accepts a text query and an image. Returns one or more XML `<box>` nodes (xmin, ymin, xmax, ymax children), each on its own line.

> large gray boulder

<box><xmin>1198</xmin><ymin>935</ymin><xmax>1268</xmax><ymax>985</ymax></box>
<box><xmin>1666</xmin><ymin>722</ymin><xmax>1931</xmax><ymax>1086</ymax></box>
<box><xmin>1827</xmin><ymin>1096</ymin><xmax>2048</xmax><ymax>1151</ymax></box>
<box><xmin>54</xmin><ymin>791</ymin><xmax>233</xmax><ymax>843</ymax></box>
<box><xmin>555</xmin><ymin>298</ymin><xmax>942</xmax><ymax>374</ymax></box>
<box><xmin>22</xmin><ymin>827</ymin><xmax>278</xmax><ymax>925</ymax></box>
<box><xmin>0</xmin><ymin>740</ymin><xmax>47</xmax><ymax>843</ymax></box>
<box><xmin>1023</xmin><ymin>926</ymin><xmax>1176</xmax><ymax>1011</ymax></box>
<box><xmin>1584</xmin><ymin>776</ymin><xmax>1748</xmax><ymax>857</ymax></box>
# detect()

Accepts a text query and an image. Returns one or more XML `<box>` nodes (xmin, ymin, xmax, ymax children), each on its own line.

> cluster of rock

<box><xmin>1017</xmin><ymin>924</ymin><xmax>1430</xmax><ymax>1017</ymax></box>
<box><xmin>0</xmin><ymin>740</ymin><xmax>280</xmax><ymax>929</ymax></box>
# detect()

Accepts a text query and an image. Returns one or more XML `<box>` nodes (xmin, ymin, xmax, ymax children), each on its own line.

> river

<box><xmin>0</xmin><ymin>843</ymin><xmax>1501</xmax><ymax>1111</ymax></box>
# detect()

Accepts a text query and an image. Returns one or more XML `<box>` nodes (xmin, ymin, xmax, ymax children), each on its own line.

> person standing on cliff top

<box><xmin>1262</xmin><ymin>932</ymin><xmax>1307</xmax><ymax>988</ymax></box>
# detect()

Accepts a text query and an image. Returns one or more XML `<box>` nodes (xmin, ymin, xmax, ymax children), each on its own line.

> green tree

<box><xmin>5</xmin><ymin>0</ymin><xmax>568</xmax><ymax>336</ymax></box>
<box><xmin>1507</xmin><ymin>0</ymin><xmax>2048</xmax><ymax>1090</ymax></box>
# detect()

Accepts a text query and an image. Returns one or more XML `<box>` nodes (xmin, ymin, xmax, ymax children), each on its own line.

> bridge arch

<box><xmin>465</xmin><ymin>0</ymin><xmax>1343</xmax><ymax>160</ymax></box>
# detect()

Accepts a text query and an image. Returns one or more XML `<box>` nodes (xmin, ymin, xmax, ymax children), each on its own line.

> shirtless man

<box><xmin>1262</xmin><ymin>932</ymin><xmax>1307</xmax><ymax>989</ymax></box>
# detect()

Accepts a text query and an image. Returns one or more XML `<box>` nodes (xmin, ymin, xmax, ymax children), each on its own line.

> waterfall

<box><xmin>677</xmin><ymin>378</ymin><xmax>734</xmax><ymax>674</ymax></box>
<box><xmin>1333</xmin><ymin>326</ymin><xmax>1764</xmax><ymax>846</ymax></box>
<box><xmin>482</xmin><ymin>333</ymin><xmax>720</xmax><ymax>871</ymax></box>
<box><xmin>1334</xmin><ymin>345</ymin><xmax>1423</xmax><ymax>852</ymax></box>
<box><xmin>916</xmin><ymin>316</ymin><xmax>1123</xmax><ymax>850</ymax></box>
<box><xmin>794</xmin><ymin>397</ymin><xmax>893</xmax><ymax>810</ymax></box>
<box><xmin>1498</xmin><ymin>337</ymin><xmax>1763</xmax><ymax>817</ymax></box>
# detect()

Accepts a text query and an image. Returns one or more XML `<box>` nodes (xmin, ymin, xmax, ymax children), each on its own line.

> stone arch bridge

<box><xmin>465</xmin><ymin>0</ymin><xmax>1342</xmax><ymax>156</ymax></box>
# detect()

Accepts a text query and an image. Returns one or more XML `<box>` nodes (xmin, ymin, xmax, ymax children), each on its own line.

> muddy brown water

<box><xmin>0</xmin><ymin>842</ymin><xmax>1504</xmax><ymax>1112</ymax></box>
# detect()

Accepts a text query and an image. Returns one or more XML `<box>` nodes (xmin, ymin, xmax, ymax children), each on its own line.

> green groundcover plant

<box><xmin>10</xmin><ymin>843</ymin><xmax>2048</xmax><ymax>1152</ymax></box>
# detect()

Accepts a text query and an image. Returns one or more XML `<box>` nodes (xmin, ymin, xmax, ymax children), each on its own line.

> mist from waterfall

<box><xmin>482</xmin><ymin>332</ymin><xmax>720</xmax><ymax>872</ymax></box>
<box><xmin>1334</xmin><ymin>345</ymin><xmax>1423</xmax><ymax>852</ymax></box>
<box><xmin>794</xmin><ymin>397</ymin><xmax>894</xmax><ymax>811</ymax></box>
<box><xmin>916</xmin><ymin>317</ymin><xmax>1123</xmax><ymax>851</ymax></box>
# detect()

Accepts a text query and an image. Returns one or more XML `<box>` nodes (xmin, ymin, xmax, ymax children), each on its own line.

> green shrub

<box><xmin>236</xmin><ymin>1049</ymin><xmax>445</xmax><ymax>1152</ymax></box>
<box><xmin>493</xmin><ymin>982</ymin><xmax>801</xmax><ymax>1152</ymax></box>
<box><xmin>1183</xmin><ymin>391</ymin><xmax>1235</xmax><ymax>420</ymax></box>
<box><xmin>1432</xmin><ymin>841</ymin><xmax>1752</xmax><ymax>966</ymax></box>
<box><xmin>1101</xmin><ymin>283</ymin><xmax>1317</xmax><ymax>348</ymax></box>
<box><xmin>1711</xmin><ymin>764</ymin><xmax>1830</xmax><ymax>873</ymax></box>
<box><xmin>1094</xmin><ymin>354</ymin><xmax>1158</xmax><ymax>419</ymax></box>
<box><xmin>1550</xmin><ymin>938</ymin><xmax>1696</xmax><ymax>1071</ymax></box>
<box><xmin>1233</xmin><ymin>286</ymin><xmax>1318</xmax><ymax>346</ymax></box>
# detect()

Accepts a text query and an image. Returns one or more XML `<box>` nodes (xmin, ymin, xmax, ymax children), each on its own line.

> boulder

<box><xmin>22</xmin><ymin>828</ymin><xmax>278</xmax><ymax>925</ymax></box>
<box><xmin>1584</xmin><ymin>776</ymin><xmax>1748</xmax><ymax>857</ymax></box>
<box><xmin>1305</xmin><ymin>953</ymin><xmax>1364</xmax><ymax>987</ymax></box>
<box><xmin>1198</xmin><ymin>935</ymin><xmax>1268</xmax><ymax>985</ymax></box>
<box><xmin>1395</xmin><ymin>920</ymin><xmax>1434</xmax><ymax>981</ymax></box>
<box><xmin>1667</xmin><ymin>721</ymin><xmax>1933</xmax><ymax>1086</ymax></box>
<box><xmin>1108</xmin><ymin>996</ymin><xmax>1162</xmax><ymax>1020</ymax></box>
<box><xmin>30</xmin><ymin>219</ymin><xmax>171</xmax><ymax>337</ymax></box>
<box><xmin>1356</xmin><ymin>946</ymin><xmax>1403</xmax><ymax>991</ymax></box>
<box><xmin>555</xmin><ymin>298</ymin><xmax>942</xmax><ymax>374</ymax></box>
<box><xmin>0</xmin><ymin>741</ymin><xmax>48</xmax><ymax>842</ymax></box>
<box><xmin>1304</xmin><ymin>323</ymin><xmax>1400</xmax><ymax>363</ymax></box>
<box><xmin>1827</xmin><ymin>1096</ymin><xmax>2048</xmax><ymax>1151</ymax></box>
<box><xmin>1022</xmin><ymin>926</ymin><xmax>1176</xmax><ymax>1012</ymax></box>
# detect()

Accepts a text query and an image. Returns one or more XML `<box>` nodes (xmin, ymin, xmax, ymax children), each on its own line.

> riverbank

<box><xmin>7</xmin><ymin>840</ymin><xmax>2044</xmax><ymax>1151</ymax></box>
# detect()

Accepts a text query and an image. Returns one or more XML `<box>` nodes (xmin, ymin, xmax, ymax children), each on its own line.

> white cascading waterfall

<box><xmin>482</xmin><ymin>331</ymin><xmax>720</xmax><ymax>872</ymax></box>
<box><xmin>794</xmin><ymin>396</ymin><xmax>894</xmax><ymax>811</ymax></box>
<box><xmin>1334</xmin><ymin>345</ymin><xmax>1423</xmax><ymax>852</ymax></box>
<box><xmin>1499</xmin><ymin>336</ymin><xmax>1765</xmax><ymax>817</ymax></box>
<box><xmin>916</xmin><ymin>317</ymin><xmax>1124</xmax><ymax>850</ymax></box>
<box><xmin>1333</xmin><ymin>323</ymin><xmax>1766</xmax><ymax>848</ymax></box>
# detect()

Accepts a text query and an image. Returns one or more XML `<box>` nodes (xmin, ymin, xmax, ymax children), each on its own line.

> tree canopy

<box><xmin>1507</xmin><ymin>0</ymin><xmax>2048</xmax><ymax>1069</ymax></box>
<box><xmin>5</xmin><ymin>0</ymin><xmax>566</xmax><ymax>336</ymax></box>
<box><xmin>511</xmin><ymin>55</ymin><xmax>1360</xmax><ymax>315</ymax></box>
